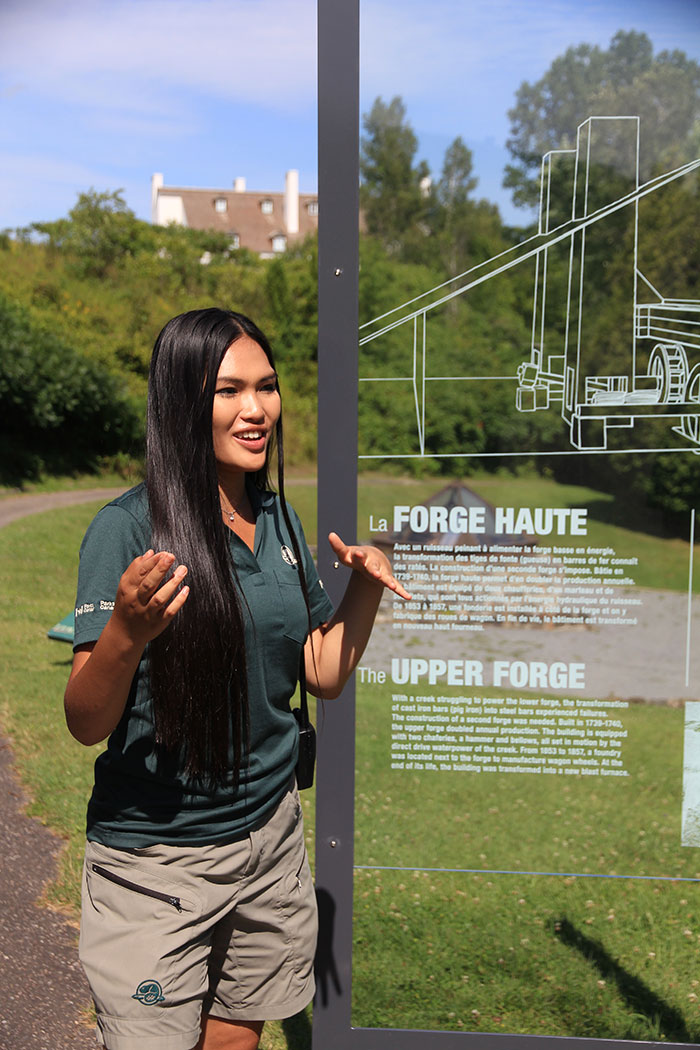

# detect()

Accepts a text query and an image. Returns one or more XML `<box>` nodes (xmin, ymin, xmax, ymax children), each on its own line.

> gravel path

<box><xmin>366</xmin><ymin>584</ymin><xmax>700</xmax><ymax>704</ymax></box>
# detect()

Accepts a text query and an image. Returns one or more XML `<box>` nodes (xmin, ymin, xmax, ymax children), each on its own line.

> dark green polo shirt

<box><xmin>73</xmin><ymin>483</ymin><xmax>334</xmax><ymax>846</ymax></box>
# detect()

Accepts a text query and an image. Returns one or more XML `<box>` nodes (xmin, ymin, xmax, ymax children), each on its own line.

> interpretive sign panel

<box><xmin>315</xmin><ymin>0</ymin><xmax>700</xmax><ymax>1047</ymax></box>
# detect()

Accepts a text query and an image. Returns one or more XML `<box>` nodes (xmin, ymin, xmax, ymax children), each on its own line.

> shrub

<box><xmin>0</xmin><ymin>291</ymin><xmax>142</xmax><ymax>483</ymax></box>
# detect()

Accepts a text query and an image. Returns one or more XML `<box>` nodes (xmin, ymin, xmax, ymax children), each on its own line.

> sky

<box><xmin>1</xmin><ymin>0</ymin><xmax>699</xmax><ymax>231</ymax></box>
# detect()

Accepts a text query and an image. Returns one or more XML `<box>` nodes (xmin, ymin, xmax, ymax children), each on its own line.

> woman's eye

<box><xmin>216</xmin><ymin>387</ymin><xmax>238</xmax><ymax>397</ymax></box>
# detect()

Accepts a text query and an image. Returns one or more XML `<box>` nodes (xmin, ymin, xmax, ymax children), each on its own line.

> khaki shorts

<box><xmin>79</xmin><ymin>784</ymin><xmax>317</xmax><ymax>1050</ymax></box>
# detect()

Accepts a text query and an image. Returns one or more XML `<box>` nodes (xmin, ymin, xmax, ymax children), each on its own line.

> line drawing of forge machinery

<box><xmin>358</xmin><ymin>116</ymin><xmax>700</xmax><ymax>462</ymax></box>
<box><xmin>517</xmin><ymin>116</ymin><xmax>700</xmax><ymax>451</ymax></box>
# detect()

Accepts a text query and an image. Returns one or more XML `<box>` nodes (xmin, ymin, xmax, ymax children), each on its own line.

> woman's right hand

<box><xmin>112</xmin><ymin>550</ymin><xmax>189</xmax><ymax>646</ymax></box>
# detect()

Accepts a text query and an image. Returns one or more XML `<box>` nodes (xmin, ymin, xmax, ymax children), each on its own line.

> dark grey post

<box><xmin>314</xmin><ymin>0</ymin><xmax>359</xmax><ymax>1047</ymax></box>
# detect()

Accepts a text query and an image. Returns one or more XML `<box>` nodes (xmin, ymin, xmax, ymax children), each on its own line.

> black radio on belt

<box><xmin>293</xmin><ymin>654</ymin><xmax>316</xmax><ymax>790</ymax></box>
<box><xmin>293</xmin><ymin>710</ymin><xmax>316</xmax><ymax>790</ymax></box>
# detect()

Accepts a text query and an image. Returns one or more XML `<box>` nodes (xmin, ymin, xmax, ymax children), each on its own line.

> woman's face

<box><xmin>212</xmin><ymin>336</ymin><xmax>281</xmax><ymax>478</ymax></box>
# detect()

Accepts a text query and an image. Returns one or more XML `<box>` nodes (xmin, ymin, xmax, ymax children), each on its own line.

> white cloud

<box><xmin>0</xmin><ymin>0</ymin><xmax>317</xmax><ymax>114</ymax></box>
<box><xmin>0</xmin><ymin>152</ymin><xmax>109</xmax><ymax>190</ymax></box>
<box><xmin>0</xmin><ymin>152</ymin><xmax>142</xmax><ymax>226</ymax></box>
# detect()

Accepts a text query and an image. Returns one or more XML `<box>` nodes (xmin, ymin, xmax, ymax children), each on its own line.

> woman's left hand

<box><xmin>328</xmin><ymin>532</ymin><xmax>412</xmax><ymax>600</ymax></box>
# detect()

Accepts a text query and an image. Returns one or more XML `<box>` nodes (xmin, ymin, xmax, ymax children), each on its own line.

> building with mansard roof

<box><xmin>151</xmin><ymin>170</ymin><xmax>318</xmax><ymax>258</ymax></box>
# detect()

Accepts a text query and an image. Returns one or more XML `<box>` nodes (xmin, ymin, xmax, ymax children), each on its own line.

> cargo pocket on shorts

<box><xmin>90</xmin><ymin>863</ymin><xmax>187</xmax><ymax>913</ymax></box>
<box><xmin>83</xmin><ymin>844</ymin><xmax>199</xmax><ymax>923</ymax></box>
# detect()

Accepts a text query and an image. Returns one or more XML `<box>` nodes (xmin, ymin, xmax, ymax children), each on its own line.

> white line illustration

<box><xmin>682</xmin><ymin>701</ymin><xmax>700</xmax><ymax>846</ymax></box>
<box><xmin>687</xmin><ymin>509</ymin><xmax>696</xmax><ymax>689</ymax></box>
<box><xmin>359</xmin><ymin>116</ymin><xmax>700</xmax><ymax>456</ymax></box>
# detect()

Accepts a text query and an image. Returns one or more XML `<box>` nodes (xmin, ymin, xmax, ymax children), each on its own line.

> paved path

<box><xmin>0</xmin><ymin>488</ymin><xmax>125</xmax><ymax>1050</ymax></box>
<box><xmin>0</xmin><ymin>487</ymin><xmax>125</xmax><ymax>528</ymax></box>
<box><xmin>0</xmin><ymin>739</ymin><xmax>96</xmax><ymax>1050</ymax></box>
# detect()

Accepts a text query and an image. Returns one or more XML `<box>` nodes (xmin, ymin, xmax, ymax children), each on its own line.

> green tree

<box><xmin>264</xmin><ymin>244</ymin><xmax>318</xmax><ymax>369</ymax></box>
<box><xmin>438</xmin><ymin>137</ymin><xmax>477</xmax><ymax>211</ymax></box>
<box><xmin>435</xmin><ymin>136</ymin><xmax>478</xmax><ymax>274</ymax></box>
<box><xmin>646</xmin><ymin>447</ymin><xmax>700</xmax><ymax>522</ymax></box>
<box><xmin>433</xmin><ymin>137</ymin><xmax>508</xmax><ymax>282</ymax></box>
<box><xmin>33</xmin><ymin>189</ymin><xmax>150</xmax><ymax>278</ymax></box>
<box><xmin>0</xmin><ymin>291</ymin><xmax>141</xmax><ymax>482</ymax></box>
<box><xmin>360</xmin><ymin>96</ymin><xmax>432</xmax><ymax>258</ymax></box>
<box><xmin>150</xmin><ymin>223</ymin><xmax>232</xmax><ymax>296</ymax></box>
<box><xmin>505</xmin><ymin>30</ymin><xmax>700</xmax><ymax>208</ymax></box>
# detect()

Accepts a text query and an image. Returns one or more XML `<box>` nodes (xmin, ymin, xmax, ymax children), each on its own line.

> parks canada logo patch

<box><xmin>132</xmin><ymin>979</ymin><xmax>165</xmax><ymax>1006</ymax></box>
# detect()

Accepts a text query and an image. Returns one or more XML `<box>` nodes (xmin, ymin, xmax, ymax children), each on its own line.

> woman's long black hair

<box><xmin>145</xmin><ymin>307</ymin><xmax>311</xmax><ymax>788</ymax></box>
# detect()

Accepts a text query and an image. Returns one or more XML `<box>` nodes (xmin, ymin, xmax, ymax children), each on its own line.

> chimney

<box><xmin>284</xmin><ymin>169</ymin><xmax>299</xmax><ymax>235</ymax></box>
<box><xmin>151</xmin><ymin>173</ymin><xmax>163</xmax><ymax>223</ymax></box>
<box><xmin>233</xmin><ymin>177</ymin><xmax>246</xmax><ymax>193</ymax></box>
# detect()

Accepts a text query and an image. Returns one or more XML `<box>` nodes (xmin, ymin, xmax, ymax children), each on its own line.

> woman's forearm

<box><xmin>64</xmin><ymin>620</ymin><xmax>145</xmax><ymax>745</ymax></box>
<box><xmin>304</xmin><ymin>533</ymin><xmax>411</xmax><ymax>698</ymax></box>
<box><xmin>305</xmin><ymin>572</ymin><xmax>384</xmax><ymax>698</ymax></box>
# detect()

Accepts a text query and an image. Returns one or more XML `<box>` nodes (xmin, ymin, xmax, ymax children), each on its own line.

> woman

<box><xmin>65</xmin><ymin>308</ymin><xmax>410</xmax><ymax>1050</ymax></box>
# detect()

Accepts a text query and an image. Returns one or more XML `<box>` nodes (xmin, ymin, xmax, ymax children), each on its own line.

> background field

<box><xmin>1</xmin><ymin>475</ymin><xmax>699</xmax><ymax>1046</ymax></box>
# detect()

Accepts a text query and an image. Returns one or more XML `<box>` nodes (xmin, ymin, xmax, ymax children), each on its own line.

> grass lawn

<box><xmin>351</xmin><ymin>677</ymin><xmax>700</xmax><ymax>1040</ymax></box>
<box><xmin>0</xmin><ymin>467</ymin><xmax>144</xmax><ymax>497</ymax></box>
<box><xmin>1</xmin><ymin>474</ymin><xmax>698</xmax><ymax>1046</ymax></box>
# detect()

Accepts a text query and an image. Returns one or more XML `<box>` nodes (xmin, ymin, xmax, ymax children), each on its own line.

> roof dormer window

<box><xmin>260</xmin><ymin>198</ymin><xmax>274</xmax><ymax>214</ymax></box>
<box><xmin>214</xmin><ymin>196</ymin><xmax>228</xmax><ymax>213</ymax></box>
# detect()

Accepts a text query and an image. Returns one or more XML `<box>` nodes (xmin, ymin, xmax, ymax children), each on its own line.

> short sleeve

<box><xmin>73</xmin><ymin>504</ymin><xmax>149</xmax><ymax>649</ymax></box>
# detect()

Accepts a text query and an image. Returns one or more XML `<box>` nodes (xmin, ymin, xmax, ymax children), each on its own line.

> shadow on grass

<box><xmin>314</xmin><ymin>889</ymin><xmax>342</xmax><ymax>1007</ymax></box>
<box><xmin>50</xmin><ymin>655</ymin><xmax>74</xmax><ymax>668</ymax></box>
<box><xmin>281</xmin><ymin>1010</ymin><xmax>312</xmax><ymax>1050</ymax></box>
<box><xmin>555</xmin><ymin>917</ymin><xmax>691</xmax><ymax>1042</ymax></box>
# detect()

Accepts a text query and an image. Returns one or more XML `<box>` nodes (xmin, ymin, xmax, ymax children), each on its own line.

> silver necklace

<box><xmin>219</xmin><ymin>491</ymin><xmax>239</xmax><ymax>523</ymax></box>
